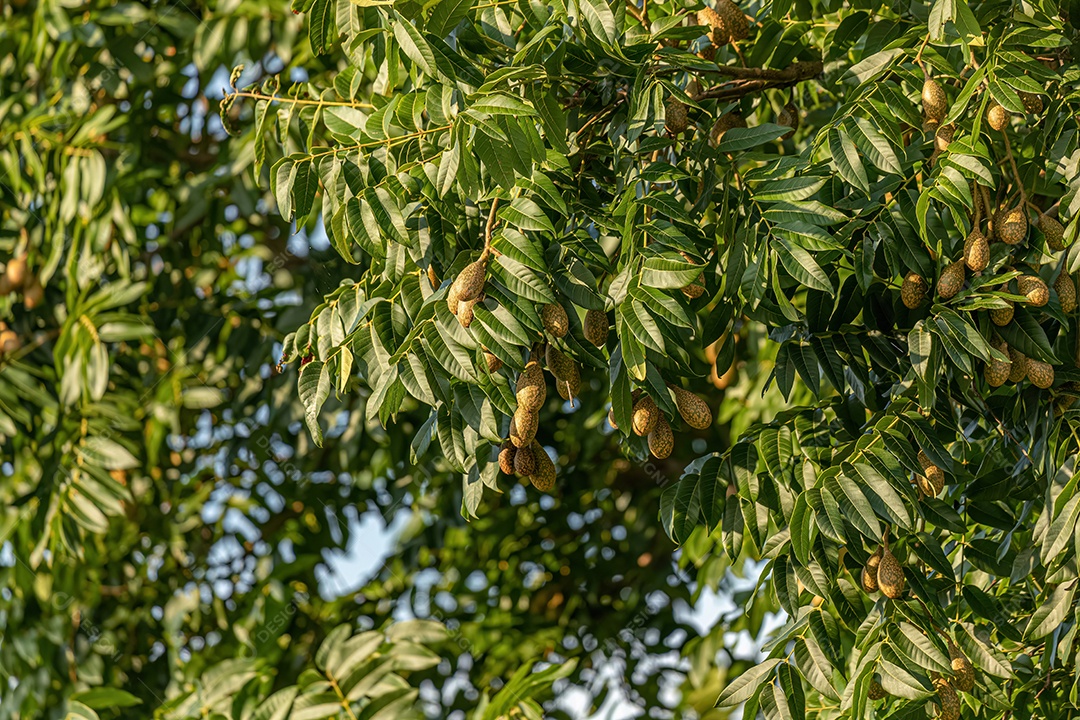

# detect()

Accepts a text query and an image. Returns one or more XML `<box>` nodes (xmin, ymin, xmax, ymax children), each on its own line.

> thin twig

<box><xmin>229</xmin><ymin>90</ymin><xmax>374</xmax><ymax>110</ymax></box>
<box><xmin>1001</xmin><ymin>131</ymin><xmax>1027</xmax><ymax>203</ymax></box>
<box><xmin>483</xmin><ymin>197</ymin><xmax>501</xmax><ymax>256</ymax></box>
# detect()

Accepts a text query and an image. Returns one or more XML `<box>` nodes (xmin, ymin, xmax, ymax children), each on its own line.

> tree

<box><xmin>0</xmin><ymin>2</ymin><xmax>744</xmax><ymax>718</ymax></box>
<box><xmin>231</xmin><ymin>0</ymin><xmax>1080</xmax><ymax>716</ymax></box>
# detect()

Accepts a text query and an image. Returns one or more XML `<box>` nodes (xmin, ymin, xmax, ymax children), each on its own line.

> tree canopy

<box><xmin>5</xmin><ymin>0</ymin><xmax>1080</xmax><ymax>718</ymax></box>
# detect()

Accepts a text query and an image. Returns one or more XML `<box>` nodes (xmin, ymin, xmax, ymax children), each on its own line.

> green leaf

<box><xmin>828</xmin><ymin>127</ymin><xmax>868</xmax><ymax>194</ymax></box>
<box><xmin>70</xmin><ymin>689</ymin><xmax>142</xmax><ymax>709</ymax></box>
<box><xmin>470</xmin><ymin>93</ymin><xmax>538</xmax><ymax>117</ymax></box>
<box><xmin>499</xmin><ymin>197</ymin><xmax>555</xmax><ymax>234</ymax></box>
<box><xmin>717</xmin><ymin>124</ymin><xmax>791</xmax><ymax>152</ymax></box>
<box><xmin>716</xmin><ymin>659</ymin><xmax>781</xmax><ymax>707</ymax></box>
<box><xmin>1026</xmin><ymin>580</ymin><xmax>1077</xmax><ymax>639</ymax></box>
<box><xmin>298</xmin><ymin>360</ymin><xmax>330</xmax><ymax>446</ymax></box>
<box><xmin>774</xmin><ymin>238</ymin><xmax>833</xmax><ymax>292</ymax></box>
<box><xmin>393</xmin><ymin>16</ymin><xmax>436</xmax><ymax>74</ymax></box>
<box><xmin>427</xmin><ymin>0</ymin><xmax>473</xmax><ymax>36</ymax></box>
<box><xmin>577</xmin><ymin>0</ymin><xmax>618</xmax><ymax>46</ymax></box>
<box><xmin>309</xmin><ymin>0</ymin><xmax>336</xmax><ymax>54</ymax></box>
<box><xmin>997</xmin><ymin>307</ymin><xmax>1058</xmax><ymax>362</ymax></box>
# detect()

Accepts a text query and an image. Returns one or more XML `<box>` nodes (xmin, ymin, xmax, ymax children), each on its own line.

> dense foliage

<box><xmin>235</xmin><ymin>0</ymin><xmax>1080</xmax><ymax>717</ymax></box>
<box><xmin>0</xmin><ymin>1</ymin><xmax>754</xmax><ymax>718</ymax></box>
<box><xmin>8</xmin><ymin>0</ymin><xmax>1080</xmax><ymax>718</ymax></box>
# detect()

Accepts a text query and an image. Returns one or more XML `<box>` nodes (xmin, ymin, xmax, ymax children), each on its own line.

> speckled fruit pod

<box><xmin>513</xmin><ymin>443</ymin><xmax>537</xmax><ymax>476</ymax></box>
<box><xmin>454</xmin><ymin>257</ymin><xmax>487</xmax><ymax>301</ymax></box>
<box><xmin>861</xmin><ymin>547</ymin><xmax>882</xmax><ymax>592</ymax></box>
<box><xmin>876</xmin><ymin>547</ymin><xmax>904</xmax><ymax>598</ymax></box>
<box><xmin>709</xmin><ymin>112</ymin><xmax>746</xmax><ymax>146</ymax></box>
<box><xmin>996</xmin><ymin>206</ymin><xmax>1027</xmax><ymax>245</ymax></box>
<box><xmin>963</xmin><ymin>230</ymin><xmax>989</xmax><ymax>272</ymax></box>
<box><xmin>922</xmin><ymin>78</ymin><xmax>947</xmax><ymax>122</ymax></box>
<box><xmin>457</xmin><ymin>298</ymin><xmax>478</xmax><ymax>328</ymax></box>
<box><xmin>902</xmin><ymin>272</ymin><xmax>927</xmax><ymax>309</ymax></box>
<box><xmin>510</xmin><ymin>406</ymin><xmax>538</xmax><ymax>447</ymax></box>
<box><xmin>673</xmin><ymin>386</ymin><xmax>712</xmax><ymax>429</ymax></box>
<box><xmin>516</xmin><ymin>360</ymin><xmax>546</xmax><ymax>411</ymax></box>
<box><xmin>937</xmin><ymin>260</ymin><xmax>965</xmax><ymax>299</ymax></box>
<box><xmin>948</xmin><ymin>639</ymin><xmax>975</xmax><ymax>693</ymax></box>
<box><xmin>935</xmin><ymin>123</ymin><xmax>955</xmax><ymax>152</ymax></box>
<box><xmin>541</xmin><ymin>303</ymin><xmax>569</xmax><ymax>338</ymax></box>
<box><xmin>1008</xmin><ymin>348</ymin><xmax>1028</xmax><ymax>383</ymax></box>
<box><xmin>584</xmin><ymin>309</ymin><xmax>609</xmax><ymax>347</ymax></box>
<box><xmin>484</xmin><ymin>350</ymin><xmax>503</xmax><ymax>374</ymax></box>
<box><xmin>665</xmin><ymin>98</ymin><xmax>689</xmax><ymax>134</ymax></box>
<box><xmin>933</xmin><ymin>678</ymin><xmax>960</xmax><ymax>720</ymax></box>
<box><xmin>715</xmin><ymin>0</ymin><xmax>747</xmax><ymax>41</ymax></box>
<box><xmin>1041</xmin><ymin>213</ymin><xmax>1067</xmax><ymax>251</ymax></box>
<box><xmin>648</xmin><ymin>415</ymin><xmax>674</xmax><ymax>459</ymax></box>
<box><xmin>632</xmin><ymin>395</ymin><xmax>660</xmax><ymax>436</ymax></box>
<box><xmin>778</xmin><ymin>102</ymin><xmax>799</xmax><ymax>139</ymax></box>
<box><xmin>498</xmin><ymin>441</ymin><xmax>516</xmax><ymax>475</ymax></box>
<box><xmin>1019</xmin><ymin>90</ymin><xmax>1044</xmax><ymax>114</ymax></box>
<box><xmin>529</xmin><ymin>440</ymin><xmax>556</xmax><ymax>492</ymax></box>
<box><xmin>555</xmin><ymin>373</ymin><xmax>580</xmax><ymax>401</ymax></box>
<box><xmin>987</xmin><ymin>101</ymin><xmax>1009</xmax><ymax>131</ymax></box>
<box><xmin>990</xmin><ymin>292</ymin><xmax>1014</xmax><ymax>326</ymax></box>
<box><xmin>1056</xmin><ymin>271</ymin><xmax>1076</xmax><ymax>313</ymax></box>
<box><xmin>545</xmin><ymin>343</ymin><xmax>575</xmax><ymax>381</ymax></box>
<box><xmin>1018</xmin><ymin>275</ymin><xmax>1049</xmax><ymax>307</ymax></box>
<box><xmin>446</xmin><ymin>282</ymin><xmax>462</xmax><ymax>315</ymax></box>
<box><xmin>1028</xmin><ymin>359</ymin><xmax>1054</xmax><ymax>389</ymax></box>
<box><xmin>985</xmin><ymin>350</ymin><xmax>1011</xmax><ymax>387</ymax></box>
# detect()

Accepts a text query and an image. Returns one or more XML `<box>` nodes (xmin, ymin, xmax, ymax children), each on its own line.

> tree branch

<box><xmin>694</xmin><ymin>61</ymin><xmax>823</xmax><ymax>102</ymax></box>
